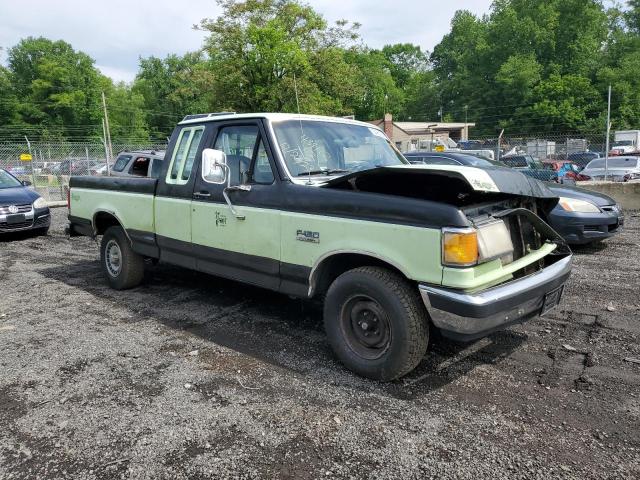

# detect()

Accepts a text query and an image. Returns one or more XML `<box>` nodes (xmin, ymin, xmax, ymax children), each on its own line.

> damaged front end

<box><xmin>322</xmin><ymin>164</ymin><xmax>572</xmax><ymax>341</ymax></box>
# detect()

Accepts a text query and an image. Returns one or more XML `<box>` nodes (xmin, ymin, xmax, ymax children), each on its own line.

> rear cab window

<box><xmin>166</xmin><ymin>127</ymin><xmax>205</xmax><ymax>184</ymax></box>
<box><xmin>113</xmin><ymin>155</ymin><xmax>132</xmax><ymax>172</ymax></box>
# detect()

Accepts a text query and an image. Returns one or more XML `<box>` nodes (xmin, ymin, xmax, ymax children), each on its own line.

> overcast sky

<box><xmin>0</xmin><ymin>0</ymin><xmax>493</xmax><ymax>83</ymax></box>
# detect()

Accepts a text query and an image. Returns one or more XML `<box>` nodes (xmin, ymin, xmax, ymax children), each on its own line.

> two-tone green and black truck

<box><xmin>68</xmin><ymin>113</ymin><xmax>572</xmax><ymax>380</ymax></box>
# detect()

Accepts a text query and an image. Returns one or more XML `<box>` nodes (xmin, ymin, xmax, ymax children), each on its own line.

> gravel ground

<box><xmin>1</xmin><ymin>208</ymin><xmax>639</xmax><ymax>479</ymax></box>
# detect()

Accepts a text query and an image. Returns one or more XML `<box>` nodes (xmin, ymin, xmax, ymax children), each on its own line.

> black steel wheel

<box><xmin>324</xmin><ymin>266</ymin><xmax>429</xmax><ymax>381</ymax></box>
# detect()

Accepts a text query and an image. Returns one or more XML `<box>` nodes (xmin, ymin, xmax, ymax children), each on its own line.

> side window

<box><xmin>130</xmin><ymin>157</ymin><xmax>150</xmax><ymax>176</ymax></box>
<box><xmin>253</xmin><ymin>140</ymin><xmax>275</xmax><ymax>184</ymax></box>
<box><xmin>113</xmin><ymin>155</ymin><xmax>131</xmax><ymax>172</ymax></box>
<box><xmin>150</xmin><ymin>158</ymin><xmax>164</xmax><ymax>179</ymax></box>
<box><xmin>214</xmin><ymin>125</ymin><xmax>258</xmax><ymax>185</ymax></box>
<box><xmin>166</xmin><ymin>127</ymin><xmax>204</xmax><ymax>185</ymax></box>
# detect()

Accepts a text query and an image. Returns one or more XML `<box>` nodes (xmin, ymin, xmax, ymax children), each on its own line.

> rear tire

<box><xmin>323</xmin><ymin>266</ymin><xmax>429</xmax><ymax>381</ymax></box>
<box><xmin>100</xmin><ymin>226</ymin><xmax>144</xmax><ymax>290</ymax></box>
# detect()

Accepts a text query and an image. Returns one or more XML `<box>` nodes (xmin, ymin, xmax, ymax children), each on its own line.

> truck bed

<box><xmin>69</xmin><ymin>176</ymin><xmax>158</xmax><ymax>255</ymax></box>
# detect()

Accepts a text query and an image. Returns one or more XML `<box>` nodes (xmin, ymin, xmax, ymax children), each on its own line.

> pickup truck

<box><xmin>68</xmin><ymin>113</ymin><xmax>572</xmax><ymax>381</ymax></box>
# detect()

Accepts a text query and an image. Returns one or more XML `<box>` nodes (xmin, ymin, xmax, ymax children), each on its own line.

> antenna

<box><xmin>293</xmin><ymin>72</ymin><xmax>301</xmax><ymax>115</ymax></box>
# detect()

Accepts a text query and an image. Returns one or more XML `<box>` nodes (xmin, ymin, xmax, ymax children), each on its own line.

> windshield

<box><xmin>586</xmin><ymin>157</ymin><xmax>639</xmax><ymax>169</ymax></box>
<box><xmin>501</xmin><ymin>156</ymin><xmax>528</xmax><ymax>168</ymax></box>
<box><xmin>0</xmin><ymin>169</ymin><xmax>23</xmax><ymax>189</ymax></box>
<box><xmin>271</xmin><ymin>120</ymin><xmax>406</xmax><ymax>177</ymax></box>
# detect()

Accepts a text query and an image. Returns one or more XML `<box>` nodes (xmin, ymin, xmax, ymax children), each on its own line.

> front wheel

<box><xmin>100</xmin><ymin>226</ymin><xmax>145</xmax><ymax>290</ymax></box>
<box><xmin>324</xmin><ymin>267</ymin><xmax>429</xmax><ymax>381</ymax></box>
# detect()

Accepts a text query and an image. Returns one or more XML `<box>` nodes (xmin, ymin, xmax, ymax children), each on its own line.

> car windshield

<box><xmin>461</xmin><ymin>155</ymin><xmax>501</xmax><ymax>167</ymax></box>
<box><xmin>501</xmin><ymin>156</ymin><xmax>528</xmax><ymax>168</ymax></box>
<box><xmin>586</xmin><ymin>157</ymin><xmax>639</xmax><ymax>169</ymax></box>
<box><xmin>271</xmin><ymin>120</ymin><xmax>406</xmax><ymax>177</ymax></box>
<box><xmin>0</xmin><ymin>169</ymin><xmax>22</xmax><ymax>189</ymax></box>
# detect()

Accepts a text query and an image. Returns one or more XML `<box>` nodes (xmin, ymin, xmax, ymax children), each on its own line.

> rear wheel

<box><xmin>100</xmin><ymin>226</ymin><xmax>144</xmax><ymax>290</ymax></box>
<box><xmin>324</xmin><ymin>266</ymin><xmax>429</xmax><ymax>381</ymax></box>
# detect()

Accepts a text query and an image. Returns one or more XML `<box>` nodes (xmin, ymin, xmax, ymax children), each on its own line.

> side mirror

<box><xmin>22</xmin><ymin>180</ymin><xmax>32</xmax><ymax>186</ymax></box>
<box><xmin>201</xmin><ymin>148</ymin><xmax>227</xmax><ymax>184</ymax></box>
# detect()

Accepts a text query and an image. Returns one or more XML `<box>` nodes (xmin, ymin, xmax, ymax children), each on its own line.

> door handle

<box><xmin>193</xmin><ymin>191</ymin><xmax>211</xmax><ymax>198</ymax></box>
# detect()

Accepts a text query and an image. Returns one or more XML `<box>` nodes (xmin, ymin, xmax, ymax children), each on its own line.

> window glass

<box><xmin>587</xmin><ymin>157</ymin><xmax>639</xmax><ymax>169</ymax></box>
<box><xmin>150</xmin><ymin>159</ymin><xmax>164</xmax><ymax>178</ymax></box>
<box><xmin>253</xmin><ymin>140</ymin><xmax>275</xmax><ymax>184</ymax></box>
<box><xmin>130</xmin><ymin>157</ymin><xmax>150</xmax><ymax>176</ymax></box>
<box><xmin>167</xmin><ymin>127</ymin><xmax>204</xmax><ymax>184</ymax></box>
<box><xmin>272</xmin><ymin>121</ymin><xmax>405</xmax><ymax>177</ymax></box>
<box><xmin>501</xmin><ymin>156</ymin><xmax>528</xmax><ymax>168</ymax></box>
<box><xmin>419</xmin><ymin>156</ymin><xmax>461</xmax><ymax>166</ymax></box>
<box><xmin>0</xmin><ymin>169</ymin><xmax>22</xmax><ymax>189</ymax></box>
<box><xmin>214</xmin><ymin>126</ymin><xmax>259</xmax><ymax>186</ymax></box>
<box><xmin>182</xmin><ymin>129</ymin><xmax>204</xmax><ymax>180</ymax></box>
<box><xmin>113</xmin><ymin>155</ymin><xmax>131</xmax><ymax>172</ymax></box>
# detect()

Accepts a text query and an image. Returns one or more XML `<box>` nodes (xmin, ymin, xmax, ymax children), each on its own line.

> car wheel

<box><xmin>324</xmin><ymin>266</ymin><xmax>429</xmax><ymax>381</ymax></box>
<box><xmin>100</xmin><ymin>226</ymin><xmax>144</xmax><ymax>290</ymax></box>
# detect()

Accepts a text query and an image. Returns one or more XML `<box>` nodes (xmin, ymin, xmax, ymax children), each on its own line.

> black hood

<box><xmin>0</xmin><ymin>186</ymin><xmax>40</xmax><ymax>205</ymax></box>
<box><xmin>546</xmin><ymin>183</ymin><xmax>615</xmax><ymax>207</ymax></box>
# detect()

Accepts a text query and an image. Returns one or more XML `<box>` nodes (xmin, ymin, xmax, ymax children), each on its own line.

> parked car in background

<box><xmin>403</xmin><ymin>151</ymin><xmax>622</xmax><ymax>245</ymax></box>
<box><xmin>544</xmin><ymin>161</ymin><xmax>591</xmax><ymax>184</ymax></box>
<box><xmin>567</xmin><ymin>151</ymin><xmax>600</xmax><ymax>168</ymax></box>
<box><xmin>581</xmin><ymin>156</ymin><xmax>640</xmax><ymax>182</ymax></box>
<box><xmin>546</xmin><ymin>183</ymin><xmax>623</xmax><ymax>245</ymax></box>
<box><xmin>500</xmin><ymin>154</ymin><xmax>558</xmax><ymax>182</ymax></box>
<box><xmin>0</xmin><ymin>168</ymin><xmax>50</xmax><ymax>235</ymax></box>
<box><xmin>49</xmin><ymin>158</ymin><xmax>104</xmax><ymax>176</ymax></box>
<box><xmin>110</xmin><ymin>150</ymin><xmax>165</xmax><ymax>178</ymax></box>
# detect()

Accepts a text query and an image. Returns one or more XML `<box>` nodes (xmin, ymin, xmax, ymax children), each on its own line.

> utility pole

<box><xmin>604</xmin><ymin>84</ymin><xmax>611</xmax><ymax>182</ymax></box>
<box><xmin>464</xmin><ymin>105</ymin><xmax>469</xmax><ymax>141</ymax></box>
<box><xmin>101</xmin><ymin>91</ymin><xmax>113</xmax><ymax>164</ymax></box>
<box><xmin>497</xmin><ymin>129</ymin><xmax>505</xmax><ymax>163</ymax></box>
<box><xmin>24</xmin><ymin>135</ymin><xmax>37</xmax><ymax>187</ymax></box>
<box><xmin>101</xmin><ymin>118</ymin><xmax>111</xmax><ymax>176</ymax></box>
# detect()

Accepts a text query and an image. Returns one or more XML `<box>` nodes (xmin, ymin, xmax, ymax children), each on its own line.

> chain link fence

<box><xmin>462</xmin><ymin>132</ymin><xmax>610</xmax><ymax>181</ymax></box>
<box><xmin>0</xmin><ymin>140</ymin><xmax>167</xmax><ymax>201</ymax></box>
<box><xmin>0</xmin><ymin>132</ymin><xmax>619</xmax><ymax>202</ymax></box>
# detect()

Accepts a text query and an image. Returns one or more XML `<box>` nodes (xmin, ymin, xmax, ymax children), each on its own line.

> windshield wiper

<box><xmin>296</xmin><ymin>169</ymin><xmax>350</xmax><ymax>176</ymax></box>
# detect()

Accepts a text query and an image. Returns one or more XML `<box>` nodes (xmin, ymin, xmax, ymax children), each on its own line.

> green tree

<box><xmin>6</xmin><ymin>37</ymin><xmax>105</xmax><ymax>139</ymax></box>
<box><xmin>133</xmin><ymin>52</ymin><xmax>214</xmax><ymax>137</ymax></box>
<box><xmin>198</xmin><ymin>0</ymin><xmax>360</xmax><ymax>114</ymax></box>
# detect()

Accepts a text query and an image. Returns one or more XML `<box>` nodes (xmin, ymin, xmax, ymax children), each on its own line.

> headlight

<box><xmin>33</xmin><ymin>197</ymin><xmax>47</xmax><ymax>209</ymax></box>
<box><xmin>442</xmin><ymin>220</ymin><xmax>514</xmax><ymax>267</ymax></box>
<box><xmin>558</xmin><ymin>197</ymin><xmax>600</xmax><ymax>213</ymax></box>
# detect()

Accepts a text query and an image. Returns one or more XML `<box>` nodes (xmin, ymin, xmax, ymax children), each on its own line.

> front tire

<box><xmin>324</xmin><ymin>267</ymin><xmax>429</xmax><ymax>381</ymax></box>
<box><xmin>100</xmin><ymin>226</ymin><xmax>144</xmax><ymax>290</ymax></box>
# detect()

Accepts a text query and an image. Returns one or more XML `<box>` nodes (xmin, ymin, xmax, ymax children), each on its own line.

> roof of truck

<box><xmin>177</xmin><ymin>112</ymin><xmax>380</xmax><ymax>130</ymax></box>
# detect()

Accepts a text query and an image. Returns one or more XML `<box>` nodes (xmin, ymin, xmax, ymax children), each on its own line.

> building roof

<box><xmin>368</xmin><ymin>118</ymin><xmax>475</xmax><ymax>135</ymax></box>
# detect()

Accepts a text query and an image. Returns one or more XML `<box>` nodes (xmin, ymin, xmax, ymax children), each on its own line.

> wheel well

<box><xmin>93</xmin><ymin>212</ymin><xmax>122</xmax><ymax>236</ymax></box>
<box><xmin>311</xmin><ymin>253</ymin><xmax>409</xmax><ymax>298</ymax></box>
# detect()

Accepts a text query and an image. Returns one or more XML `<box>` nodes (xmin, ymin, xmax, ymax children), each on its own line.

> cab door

<box><xmin>155</xmin><ymin>124</ymin><xmax>207</xmax><ymax>268</ymax></box>
<box><xmin>191</xmin><ymin>121</ymin><xmax>282</xmax><ymax>290</ymax></box>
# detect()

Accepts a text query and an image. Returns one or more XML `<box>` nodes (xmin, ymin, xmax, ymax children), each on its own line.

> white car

<box><xmin>581</xmin><ymin>156</ymin><xmax>640</xmax><ymax>182</ymax></box>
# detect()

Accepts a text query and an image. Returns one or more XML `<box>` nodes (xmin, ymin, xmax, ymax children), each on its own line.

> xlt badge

<box><xmin>296</xmin><ymin>230</ymin><xmax>319</xmax><ymax>244</ymax></box>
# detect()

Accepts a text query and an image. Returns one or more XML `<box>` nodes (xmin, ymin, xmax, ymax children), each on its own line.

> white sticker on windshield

<box><xmin>368</xmin><ymin>127</ymin><xmax>388</xmax><ymax>139</ymax></box>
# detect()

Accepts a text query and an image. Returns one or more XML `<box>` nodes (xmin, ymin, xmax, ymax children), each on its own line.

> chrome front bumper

<box><xmin>419</xmin><ymin>255</ymin><xmax>572</xmax><ymax>341</ymax></box>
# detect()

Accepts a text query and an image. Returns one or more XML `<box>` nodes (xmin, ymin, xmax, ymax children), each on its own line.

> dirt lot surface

<box><xmin>1</xmin><ymin>208</ymin><xmax>639</xmax><ymax>479</ymax></box>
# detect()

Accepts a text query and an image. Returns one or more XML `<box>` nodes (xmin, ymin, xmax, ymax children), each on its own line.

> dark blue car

<box><xmin>0</xmin><ymin>168</ymin><xmax>50</xmax><ymax>235</ymax></box>
<box><xmin>403</xmin><ymin>151</ymin><xmax>623</xmax><ymax>245</ymax></box>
